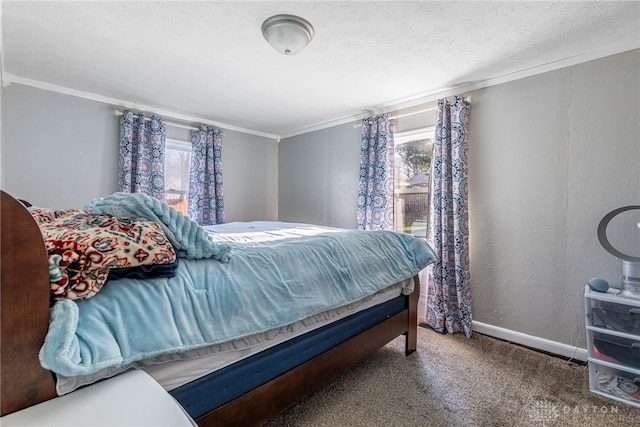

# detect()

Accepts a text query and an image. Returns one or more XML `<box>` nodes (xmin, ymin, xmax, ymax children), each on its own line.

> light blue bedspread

<box><xmin>39</xmin><ymin>222</ymin><xmax>436</xmax><ymax>377</ymax></box>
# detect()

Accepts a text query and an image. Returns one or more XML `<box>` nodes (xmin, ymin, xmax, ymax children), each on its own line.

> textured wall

<box><xmin>278</xmin><ymin>103</ymin><xmax>438</xmax><ymax>228</ymax></box>
<box><xmin>1</xmin><ymin>84</ymin><xmax>279</xmax><ymax>221</ymax></box>
<box><xmin>2</xmin><ymin>84</ymin><xmax>119</xmax><ymax>208</ymax></box>
<box><xmin>468</xmin><ymin>49</ymin><xmax>639</xmax><ymax>348</ymax></box>
<box><xmin>279</xmin><ymin>123</ymin><xmax>362</xmax><ymax>229</ymax></box>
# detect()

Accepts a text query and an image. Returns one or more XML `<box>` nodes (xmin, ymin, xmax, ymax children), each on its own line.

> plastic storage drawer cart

<box><xmin>585</xmin><ymin>285</ymin><xmax>640</xmax><ymax>407</ymax></box>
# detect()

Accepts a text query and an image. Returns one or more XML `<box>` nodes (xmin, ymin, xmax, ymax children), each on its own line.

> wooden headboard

<box><xmin>1</xmin><ymin>190</ymin><xmax>57</xmax><ymax>416</ymax></box>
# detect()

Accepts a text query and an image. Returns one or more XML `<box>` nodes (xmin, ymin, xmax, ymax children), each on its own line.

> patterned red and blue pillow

<box><xmin>30</xmin><ymin>208</ymin><xmax>177</xmax><ymax>301</ymax></box>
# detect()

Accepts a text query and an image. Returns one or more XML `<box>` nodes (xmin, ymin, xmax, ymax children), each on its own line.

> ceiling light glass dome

<box><xmin>262</xmin><ymin>14</ymin><xmax>314</xmax><ymax>55</ymax></box>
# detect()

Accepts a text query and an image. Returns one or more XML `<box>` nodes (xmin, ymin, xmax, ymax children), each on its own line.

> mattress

<box><xmin>55</xmin><ymin>280</ymin><xmax>409</xmax><ymax>394</ymax></box>
<box><xmin>171</xmin><ymin>292</ymin><xmax>409</xmax><ymax>419</ymax></box>
<box><xmin>145</xmin><ymin>281</ymin><xmax>407</xmax><ymax>391</ymax></box>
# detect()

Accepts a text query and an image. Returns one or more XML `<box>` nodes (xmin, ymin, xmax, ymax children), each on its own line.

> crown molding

<box><xmin>279</xmin><ymin>41</ymin><xmax>640</xmax><ymax>140</ymax></box>
<box><xmin>3</xmin><ymin>74</ymin><xmax>279</xmax><ymax>140</ymax></box>
<box><xmin>4</xmin><ymin>40</ymin><xmax>638</xmax><ymax>142</ymax></box>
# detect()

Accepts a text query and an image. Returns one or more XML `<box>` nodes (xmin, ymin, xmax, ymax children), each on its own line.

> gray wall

<box><xmin>1</xmin><ymin>83</ymin><xmax>279</xmax><ymax>221</ymax></box>
<box><xmin>278</xmin><ymin>49</ymin><xmax>640</xmax><ymax>349</ymax></box>
<box><xmin>469</xmin><ymin>49</ymin><xmax>639</xmax><ymax>348</ymax></box>
<box><xmin>278</xmin><ymin>105</ymin><xmax>437</xmax><ymax>229</ymax></box>
<box><xmin>2</xmin><ymin>84</ymin><xmax>119</xmax><ymax>207</ymax></box>
<box><xmin>279</xmin><ymin>123</ymin><xmax>362</xmax><ymax>228</ymax></box>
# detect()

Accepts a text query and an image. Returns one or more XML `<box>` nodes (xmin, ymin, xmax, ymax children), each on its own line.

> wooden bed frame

<box><xmin>0</xmin><ymin>190</ymin><xmax>420</xmax><ymax>426</ymax></box>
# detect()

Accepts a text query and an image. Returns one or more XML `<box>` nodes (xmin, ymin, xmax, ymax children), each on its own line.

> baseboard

<box><xmin>472</xmin><ymin>321</ymin><xmax>588</xmax><ymax>362</ymax></box>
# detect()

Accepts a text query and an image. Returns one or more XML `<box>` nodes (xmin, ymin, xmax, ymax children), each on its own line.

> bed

<box><xmin>0</xmin><ymin>190</ymin><xmax>436</xmax><ymax>426</ymax></box>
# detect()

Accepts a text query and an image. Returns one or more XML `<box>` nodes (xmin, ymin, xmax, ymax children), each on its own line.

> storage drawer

<box><xmin>586</xmin><ymin>296</ymin><xmax>640</xmax><ymax>334</ymax></box>
<box><xmin>589</xmin><ymin>361</ymin><xmax>640</xmax><ymax>407</ymax></box>
<box><xmin>590</xmin><ymin>331</ymin><xmax>640</xmax><ymax>367</ymax></box>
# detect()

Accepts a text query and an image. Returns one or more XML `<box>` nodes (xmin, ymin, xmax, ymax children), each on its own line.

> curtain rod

<box><xmin>393</xmin><ymin>96</ymin><xmax>471</xmax><ymax>120</ymax></box>
<box><xmin>392</xmin><ymin>106</ymin><xmax>437</xmax><ymax>120</ymax></box>
<box><xmin>114</xmin><ymin>110</ymin><xmax>226</xmax><ymax>135</ymax></box>
<box><xmin>353</xmin><ymin>96</ymin><xmax>472</xmax><ymax>127</ymax></box>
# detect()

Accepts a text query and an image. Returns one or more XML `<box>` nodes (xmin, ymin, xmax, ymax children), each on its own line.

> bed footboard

<box><xmin>196</xmin><ymin>275</ymin><xmax>420</xmax><ymax>427</ymax></box>
<box><xmin>406</xmin><ymin>274</ymin><xmax>420</xmax><ymax>355</ymax></box>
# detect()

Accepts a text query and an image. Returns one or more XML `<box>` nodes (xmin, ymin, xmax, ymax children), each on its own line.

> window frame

<box><xmin>393</xmin><ymin>126</ymin><xmax>435</xmax><ymax>237</ymax></box>
<box><xmin>164</xmin><ymin>138</ymin><xmax>192</xmax><ymax>214</ymax></box>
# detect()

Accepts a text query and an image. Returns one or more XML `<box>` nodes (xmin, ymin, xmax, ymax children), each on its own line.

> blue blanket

<box><xmin>84</xmin><ymin>192</ymin><xmax>231</xmax><ymax>261</ymax></box>
<box><xmin>39</xmin><ymin>222</ymin><xmax>436</xmax><ymax>379</ymax></box>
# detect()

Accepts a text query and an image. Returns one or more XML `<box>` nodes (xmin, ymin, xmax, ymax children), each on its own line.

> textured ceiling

<box><xmin>2</xmin><ymin>1</ymin><xmax>639</xmax><ymax>138</ymax></box>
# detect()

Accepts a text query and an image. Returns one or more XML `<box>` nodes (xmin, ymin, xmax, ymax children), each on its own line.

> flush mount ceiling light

<box><xmin>261</xmin><ymin>14</ymin><xmax>314</xmax><ymax>55</ymax></box>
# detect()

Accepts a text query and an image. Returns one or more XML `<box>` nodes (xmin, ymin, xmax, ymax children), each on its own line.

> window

<box><xmin>393</xmin><ymin>127</ymin><xmax>434</xmax><ymax>238</ymax></box>
<box><xmin>164</xmin><ymin>138</ymin><xmax>192</xmax><ymax>215</ymax></box>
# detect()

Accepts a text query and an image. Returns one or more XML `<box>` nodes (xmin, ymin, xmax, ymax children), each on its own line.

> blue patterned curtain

<box><xmin>426</xmin><ymin>95</ymin><xmax>472</xmax><ymax>338</ymax></box>
<box><xmin>188</xmin><ymin>126</ymin><xmax>225</xmax><ymax>225</ymax></box>
<box><xmin>357</xmin><ymin>114</ymin><xmax>395</xmax><ymax>230</ymax></box>
<box><xmin>118</xmin><ymin>110</ymin><xmax>166</xmax><ymax>201</ymax></box>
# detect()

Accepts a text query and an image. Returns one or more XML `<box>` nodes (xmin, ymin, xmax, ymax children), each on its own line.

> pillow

<box><xmin>31</xmin><ymin>208</ymin><xmax>177</xmax><ymax>300</ymax></box>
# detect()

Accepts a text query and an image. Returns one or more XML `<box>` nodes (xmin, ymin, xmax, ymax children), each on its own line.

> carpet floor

<box><xmin>264</xmin><ymin>327</ymin><xmax>640</xmax><ymax>427</ymax></box>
